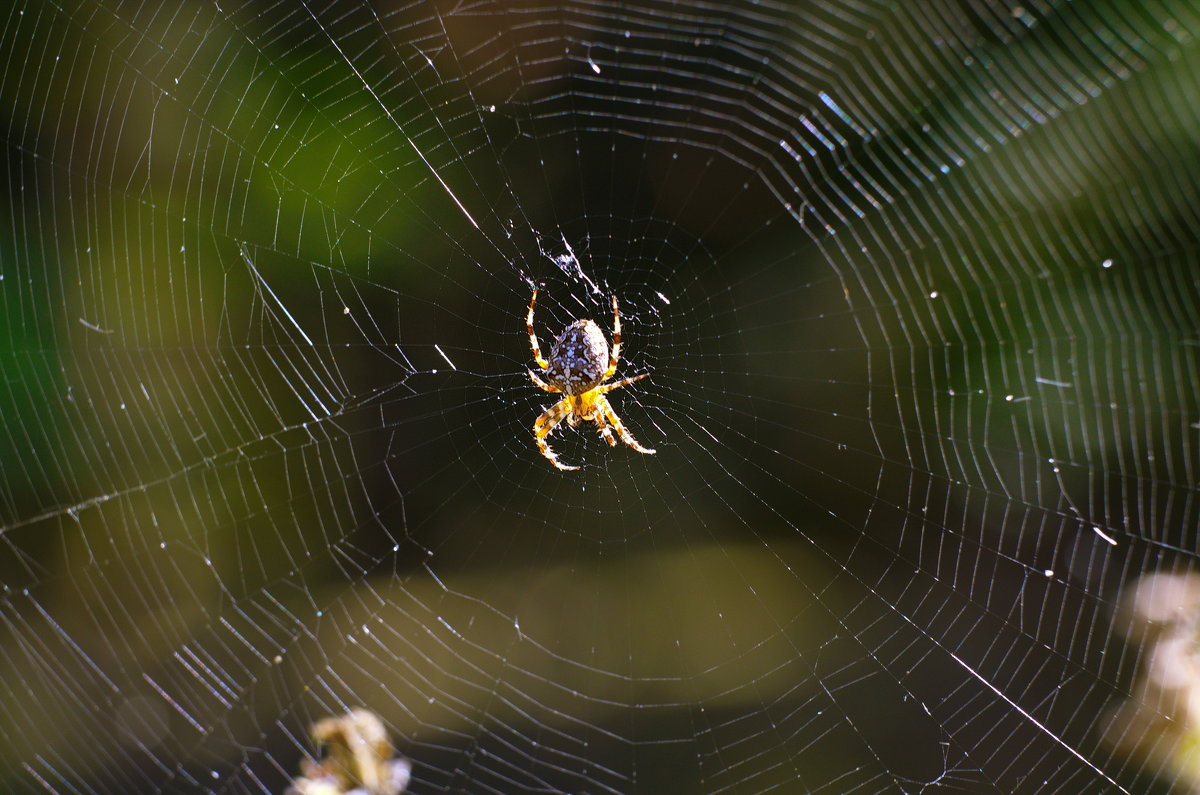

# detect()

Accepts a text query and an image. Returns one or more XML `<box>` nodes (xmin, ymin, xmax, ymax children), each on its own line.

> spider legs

<box><xmin>603</xmin><ymin>296</ymin><xmax>621</xmax><ymax>380</ymax></box>
<box><xmin>533</xmin><ymin>398</ymin><xmax>579</xmax><ymax>471</ymax></box>
<box><xmin>597</xmin><ymin>372</ymin><xmax>649</xmax><ymax>393</ymax></box>
<box><xmin>528</xmin><ymin>370</ymin><xmax>559</xmax><ymax>392</ymax></box>
<box><xmin>528</xmin><ymin>287</ymin><xmax>549</xmax><ymax>370</ymax></box>
<box><xmin>596</xmin><ymin>394</ymin><xmax>655</xmax><ymax>455</ymax></box>
<box><xmin>593</xmin><ymin>405</ymin><xmax>618</xmax><ymax>446</ymax></box>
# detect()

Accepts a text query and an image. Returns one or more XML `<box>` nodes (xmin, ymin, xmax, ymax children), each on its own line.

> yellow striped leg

<box><xmin>598</xmin><ymin>372</ymin><xmax>648</xmax><ymax>394</ymax></box>
<box><xmin>527</xmin><ymin>288</ymin><xmax>549</xmax><ymax>370</ymax></box>
<box><xmin>593</xmin><ymin>405</ymin><xmax>617</xmax><ymax>446</ymax></box>
<box><xmin>597</xmin><ymin>394</ymin><xmax>655</xmax><ymax>455</ymax></box>
<box><xmin>529</xmin><ymin>370</ymin><xmax>559</xmax><ymax>392</ymax></box>
<box><xmin>534</xmin><ymin>398</ymin><xmax>579</xmax><ymax>471</ymax></box>
<box><xmin>603</xmin><ymin>296</ymin><xmax>621</xmax><ymax>380</ymax></box>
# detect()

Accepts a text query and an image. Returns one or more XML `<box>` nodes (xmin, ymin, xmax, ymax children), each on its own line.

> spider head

<box><xmin>547</xmin><ymin>318</ymin><xmax>609</xmax><ymax>395</ymax></box>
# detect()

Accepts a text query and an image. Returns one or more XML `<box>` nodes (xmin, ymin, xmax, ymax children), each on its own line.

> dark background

<box><xmin>1</xmin><ymin>1</ymin><xmax>1198</xmax><ymax>792</ymax></box>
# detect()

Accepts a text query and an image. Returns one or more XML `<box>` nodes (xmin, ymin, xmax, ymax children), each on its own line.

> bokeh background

<box><xmin>2</xmin><ymin>0</ymin><xmax>1199</xmax><ymax>792</ymax></box>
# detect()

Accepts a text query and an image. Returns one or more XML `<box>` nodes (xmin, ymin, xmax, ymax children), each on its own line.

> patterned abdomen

<box><xmin>547</xmin><ymin>319</ymin><xmax>609</xmax><ymax>395</ymax></box>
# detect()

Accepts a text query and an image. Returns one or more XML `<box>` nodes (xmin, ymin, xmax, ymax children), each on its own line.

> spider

<box><xmin>526</xmin><ymin>287</ymin><xmax>655</xmax><ymax>470</ymax></box>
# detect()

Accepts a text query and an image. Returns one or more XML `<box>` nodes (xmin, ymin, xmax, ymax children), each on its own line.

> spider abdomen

<box><xmin>547</xmin><ymin>319</ymin><xmax>609</xmax><ymax>395</ymax></box>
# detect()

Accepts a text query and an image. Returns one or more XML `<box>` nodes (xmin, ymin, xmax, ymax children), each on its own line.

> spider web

<box><xmin>1</xmin><ymin>0</ymin><xmax>1199</xmax><ymax>792</ymax></box>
